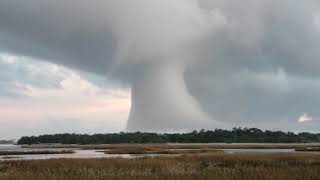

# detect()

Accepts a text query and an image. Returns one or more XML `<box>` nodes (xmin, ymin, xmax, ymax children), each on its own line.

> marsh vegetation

<box><xmin>0</xmin><ymin>153</ymin><xmax>320</xmax><ymax>180</ymax></box>
<box><xmin>103</xmin><ymin>148</ymin><xmax>223</xmax><ymax>155</ymax></box>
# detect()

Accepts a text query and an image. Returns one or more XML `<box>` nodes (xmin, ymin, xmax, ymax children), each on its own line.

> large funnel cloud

<box><xmin>107</xmin><ymin>0</ymin><xmax>223</xmax><ymax>130</ymax></box>
<box><xmin>128</xmin><ymin>62</ymin><xmax>210</xmax><ymax>131</ymax></box>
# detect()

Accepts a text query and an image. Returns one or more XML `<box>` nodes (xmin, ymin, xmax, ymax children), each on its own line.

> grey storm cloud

<box><xmin>0</xmin><ymin>0</ymin><xmax>320</xmax><ymax>131</ymax></box>
<box><xmin>0</xmin><ymin>55</ymin><xmax>64</xmax><ymax>97</ymax></box>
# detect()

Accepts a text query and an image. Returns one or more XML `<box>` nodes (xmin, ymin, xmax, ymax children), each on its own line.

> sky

<box><xmin>0</xmin><ymin>53</ymin><xmax>130</xmax><ymax>139</ymax></box>
<box><xmin>0</xmin><ymin>0</ymin><xmax>320</xmax><ymax>139</ymax></box>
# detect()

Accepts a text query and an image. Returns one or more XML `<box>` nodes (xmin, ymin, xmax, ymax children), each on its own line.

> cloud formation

<box><xmin>0</xmin><ymin>0</ymin><xmax>320</xmax><ymax>131</ymax></box>
<box><xmin>0</xmin><ymin>54</ymin><xmax>130</xmax><ymax>139</ymax></box>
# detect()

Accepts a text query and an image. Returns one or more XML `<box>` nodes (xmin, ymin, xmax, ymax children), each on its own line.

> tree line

<box><xmin>17</xmin><ymin>128</ymin><xmax>320</xmax><ymax>145</ymax></box>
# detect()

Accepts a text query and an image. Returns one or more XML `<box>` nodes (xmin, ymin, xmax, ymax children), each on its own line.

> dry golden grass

<box><xmin>0</xmin><ymin>153</ymin><xmax>320</xmax><ymax>180</ymax></box>
<box><xmin>104</xmin><ymin>148</ymin><xmax>223</xmax><ymax>154</ymax></box>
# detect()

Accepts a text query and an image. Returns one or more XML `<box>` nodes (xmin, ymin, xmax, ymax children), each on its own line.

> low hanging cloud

<box><xmin>0</xmin><ymin>0</ymin><xmax>319</xmax><ymax>131</ymax></box>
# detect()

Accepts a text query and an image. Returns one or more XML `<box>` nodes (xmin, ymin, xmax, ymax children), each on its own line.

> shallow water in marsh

<box><xmin>0</xmin><ymin>144</ymin><xmax>319</xmax><ymax>161</ymax></box>
<box><xmin>0</xmin><ymin>144</ymin><xmax>19</xmax><ymax>150</ymax></box>
<box><xmin>0</xmin><ymin>145</ymin><xmax>135</xmax><ymax>161</ymax></box>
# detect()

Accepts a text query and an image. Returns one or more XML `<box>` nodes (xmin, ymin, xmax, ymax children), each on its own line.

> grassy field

<box><xmin>0</xmin><ymin>153</ymin><xmax>320</xmax><ymax>180</ymax></box>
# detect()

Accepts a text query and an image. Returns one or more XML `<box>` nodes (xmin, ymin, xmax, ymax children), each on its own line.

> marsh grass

<box><xmin>103</xmin><ymin>148</ymin><xmax>223</xmax><ymax>155</ymax></box>
<box><xmin>0</xmin><ymin>153</ymin><xmax>320</xmax><ymax>180</ymax></box>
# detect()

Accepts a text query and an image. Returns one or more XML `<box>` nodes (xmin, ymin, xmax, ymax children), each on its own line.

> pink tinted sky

<box><xmin>0</xmin><ymin>54</ymin><xmax>131</xmax><ymax>139</ymax></box>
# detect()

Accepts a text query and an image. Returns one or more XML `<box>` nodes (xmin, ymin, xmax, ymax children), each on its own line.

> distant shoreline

<box><xmin>17</xmin><ymin>128</ymin><xmax>320</xmax><ymax>145</ymax></box>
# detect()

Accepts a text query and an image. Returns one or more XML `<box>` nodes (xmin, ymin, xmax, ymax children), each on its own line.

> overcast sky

<box><xmin>0</xmin><ymin>0</ymin><xmax>320</xmax><ymax>139</ymax></box>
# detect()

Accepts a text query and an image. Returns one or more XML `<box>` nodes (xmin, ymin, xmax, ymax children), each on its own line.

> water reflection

<box><xmin>1</xmin><ymin>150</ymin><xmax>134</xmax><ymax>161</ymax></box>
<box><xmin>0</xmin><ymin>144</ymin><xmax>20</xmax><ymax>151</ymax></box>
<box><xmin>0</xmin><ymin>145</ymin><xmax>134</xmax><ymax>161</ymax></box>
